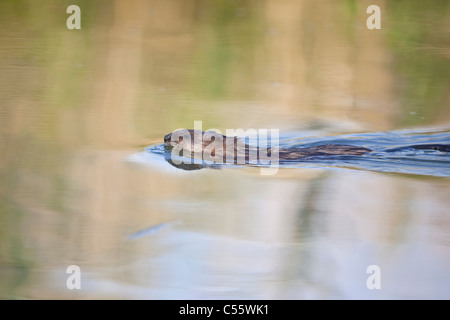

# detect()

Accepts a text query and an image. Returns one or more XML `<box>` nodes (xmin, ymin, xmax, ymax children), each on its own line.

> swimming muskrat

<box><xmin>163</xmin><ymin>129</ymin><xmax>450</xmax><ymax>165</ymax></box>
<box><xmin>164</xmin><ymin>129</ymin><xmax>372</xmax><ymax>164</ymax></box>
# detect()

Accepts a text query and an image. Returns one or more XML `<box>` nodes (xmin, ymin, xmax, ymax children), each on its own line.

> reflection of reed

<box><xmin>82</xmin><ymin>0</ymin><xmax>401</xmax><ymax>139</ymax></box>
<box><xmin>87</xmin><ymin>1</ymin><xmax>148</xmax><ymax>146</ymax></box>
<box><xmin>262</xmin><ymin>0</ymin><xmax>398</xmax><ymax>128</ymax></box>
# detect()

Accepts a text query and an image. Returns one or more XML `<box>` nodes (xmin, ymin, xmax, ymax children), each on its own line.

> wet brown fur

<box><xmin>164</xmin><ymin>129</ymin><xmax>371</xmax><ymax>163</ymax></box>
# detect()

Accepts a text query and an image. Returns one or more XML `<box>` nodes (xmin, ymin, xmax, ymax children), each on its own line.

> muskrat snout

<box><xmin>164</xmin><ymin>132</ymin><xmax>184</xmax><ymax>147</ymax></box>
<box><xmin>164</xmin><ymin>133</ymin><xmax>172</xmax><ymax>145</ymax></box>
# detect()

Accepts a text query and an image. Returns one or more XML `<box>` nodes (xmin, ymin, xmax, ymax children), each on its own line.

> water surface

<box><xmin>0</xmin><ymin>0</ymin><xmax>450</xmax><ymax>299</ymax></box>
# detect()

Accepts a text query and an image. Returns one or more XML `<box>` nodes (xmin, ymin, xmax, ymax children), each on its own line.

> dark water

<box><xmin>142</xmin><ymin>128</ymin><xmax>450</xmax><ymax>177</ymax></box>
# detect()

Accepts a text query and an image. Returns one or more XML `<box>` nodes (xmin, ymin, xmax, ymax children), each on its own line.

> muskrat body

<box><xmin>163</xmin><ymin>129</ymin><xmax>372</xmax><ymax>164</ymax></box>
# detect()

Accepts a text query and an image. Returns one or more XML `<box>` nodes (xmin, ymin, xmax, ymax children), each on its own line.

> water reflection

<box><xmin>0</xmin><ymin>0</ymin><xmax>449</xmax><ymax>299</ymax></box>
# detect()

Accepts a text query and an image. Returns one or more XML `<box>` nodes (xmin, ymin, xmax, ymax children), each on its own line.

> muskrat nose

<box><xmin>164</xmin><ymin>133</ymin><xmax>171</xmax><ymax>144</ymax></box>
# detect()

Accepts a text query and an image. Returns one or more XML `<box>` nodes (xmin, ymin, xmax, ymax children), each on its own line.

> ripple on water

<box><xmin>141</xmin><ymin>128</ymin><xmax>450</xmax><ymax>177</ymax></box>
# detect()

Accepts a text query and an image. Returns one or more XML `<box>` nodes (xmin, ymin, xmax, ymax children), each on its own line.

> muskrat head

<box><xmin>164</xmin><ymin>129</ymin><xmax>227</xmax><ymax>156</ymax></box>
